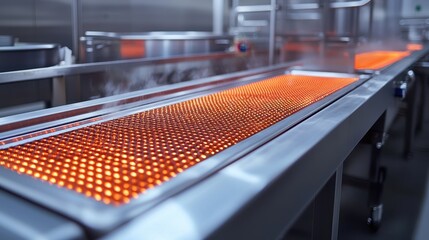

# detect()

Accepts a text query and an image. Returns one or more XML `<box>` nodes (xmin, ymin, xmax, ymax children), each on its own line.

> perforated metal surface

<box><xmin>355</xmin><ymin>51</ymin><xmax>410</xmax><ymax>71</ymax></box>
<box><xmin>0</xmin><ymin>74</ymin><xmax>357</xmax><ymax>206</ymax></box>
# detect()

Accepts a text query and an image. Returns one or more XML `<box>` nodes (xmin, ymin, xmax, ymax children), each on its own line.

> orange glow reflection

<box><xmin>406</xmin><ymin>43</ymin><xmax>423</xmax><ymax>51</ymax></box>
<box><xmin>0</xmin><ymin>74</ymin><xmax>357</xmax><ymax>206</ymax></box>
<box><xmin>355</xmin><ymin>51</ymin><xmax>410</xmax><ymax>71</ymax></box>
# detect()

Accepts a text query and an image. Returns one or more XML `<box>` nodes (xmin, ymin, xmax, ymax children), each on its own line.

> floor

<box><xmin>339</xmin><ymin>107</ymin><xmax>429</xmax><ymax>239</ymax></box>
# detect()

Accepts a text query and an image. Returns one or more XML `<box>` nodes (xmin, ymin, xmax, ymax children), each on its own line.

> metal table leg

<box><xmin>313</xmin><ymin>165</ymin><xmax>343</xmax><ymax>240</ymax></box>
<box><xmin>415</xmin><ymin>73</ymin><xmax>428</xmax><ymax>132</ymax></box>
<box><xmin>404</xmin><ymin>77</ymin><xmax>418</xmax><ymax>159</ymax></box>
<box><xmin>366</xmin><ymin>112</ymin><xmax>387</xmax><ymax>231</ymax></box>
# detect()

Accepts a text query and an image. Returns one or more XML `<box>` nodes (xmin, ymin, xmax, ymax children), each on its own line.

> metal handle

<box><xmin>330</xmin><ymin>0</ymin><xmax>372</xmax><ymax>9</ymax></box>
<box><xmin>237</xmin><ymin>14</ymin><xmax>268</xmax><ymax>27</ymax></box>
<box><xmin>235</xmin><ymin>5</ymin><xmax>276</xmax><ymax>13</ymax></box>
<box><xmin>286</xmin><ymin>0</ymin><xmax>372</xmax><ymax>10</ymax></box>
<box><xmin>285</xmin><ymin>3</ymin><xmax>320</xmax><ymax>10</ymax></box>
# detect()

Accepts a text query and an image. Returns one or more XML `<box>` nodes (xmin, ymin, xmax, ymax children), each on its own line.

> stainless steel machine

<box><xmin>80</xmin><ymin>31</ymin><xmax>234</xmax><ymax>62</ymax></box>
<box><xmin>0</xmin><ymin>42</ymin><xmax>62</xmax><ymax>114</ymax></box>
<box><xmin>0</xmin><ymin>45</ymin><xmax>427</xmax><ymax>239</ymax></box>
<box><xmin>0</xmin><ymin>0</ymin><xmax>429</xmax><ymax>239</ymax></box>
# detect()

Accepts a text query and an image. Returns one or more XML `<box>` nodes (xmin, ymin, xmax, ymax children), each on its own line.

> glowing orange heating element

<box><xmin>0</xmin><ymin>75</ymin><xmax>357</xmax><ymax>205</ymax></box>
<box><xmin>406</xmin><ymin>43</ymin><xmax>423</xmax><ymax>51</ymax></box>
<box><xmin>120</xmin><ymin>40</ymin><xmax>145</xmax><ymax>58</ymax></box>
<box><xmin>355</xmin><ymin>51</ymin><xmax>410</xmax><ymax>71</ymax></box>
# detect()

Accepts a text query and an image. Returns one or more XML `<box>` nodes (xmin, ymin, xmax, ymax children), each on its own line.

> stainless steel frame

<box><xmin>230</xmin><ymin>0</ymin><xmax>278</xmax><ymax>65</ymax></box>
<box><xmin>331</xmin><ymin>0</ymin><xmax>372</xmax><ymax>9</ymax></box>
<box><xmin>0</xmin><ymin>43</ymin><xmax>427</xmax><ymax>239</ymax></box>
<box><xmin>269</xmin><ymin>0</ymin><xmax>277</xmax><ymax>65</ymax></box>
<box><xmin>0</xmin><ymin>67</ymin><xmax>368</xmax><ymax>237</ymax></box>
<box><xmin>0</xmin><ymin>44</ymin><xmax>61</xmax><ymax>72</ymax></box>
<box><xmin>213</xmin><ymin>0</ymin><xmax>224</xmax><ymax>35</ymax></box>
<box><xmin>286</xmin><ymin>0</ymin><xmax>373</xmax><ymax>10</ymax></box>
<box><xmin>71</xmin><ymin>0</ymin><xmax>82</xmax><ymax>60</ymax></box>
<box><xmin>235</xmin><ymin>5</ymin><xmax>275</xmax><ymax>13</ymax></box>
<box><xmin>0</xmin><ymin>62</ymin><xmax>299</xmax><ymax>139</ymax></box>
<box><xmin>0</xmin><ymin>52</ymin><xmax>236</xmax><ymax>84</ymax></box>
<box><xmin>81</xmin><ymin>31</ymin><xmax>233</xmax><ymax>62</ymax></box>
<box><xmin>102</xmin><ymin>47</ymin><xmax>429</xmax><ymax>239</ymax></box>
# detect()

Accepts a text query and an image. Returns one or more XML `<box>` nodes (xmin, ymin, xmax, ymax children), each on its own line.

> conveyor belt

<box><xmin>355</xmin><ymin>51</ymin><xmax>410</xmax><ymax>71</ymax></box>
<box><xmin>0</xmin><ymin>74</ymin><xmax>357</xmax><ymax>206</ymax></box>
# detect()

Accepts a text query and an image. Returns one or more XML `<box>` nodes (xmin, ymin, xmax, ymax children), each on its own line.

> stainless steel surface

<box><xmin>0</xmin><ymin>80</ymin><xmax>51</xmax><ymax>110</ymax></box>
<box><xmin>0</xmin><ymin>68</ymin><xmax>365</xmax><ymax>236</ymax></box>
<box><xmin>278</xmin><ymin>8</ymin><xmax>322</xmax><ymax>38</ymax></box>
<box><xmin>285</xmin><ymin>2</ymin><xmax>320</xmax><ymax>10</ymax></box>
<box><xmin>33</xmin><ymin>0</ymin><xmax>73</xmax><ymax>49</ymax></box>
<box><xmin>400</xmin><ymin>19</ymin><xmax>429</xmax><ymax>26</ymax></box>
<box><xmin>401</xmin><ymin>0</ymin><xmax>429</xmax><ymax>18</ymax></box>
<box><xmin>400</xmin><ymin>19</ymin><xmax>429</xmax><ymax>41</ymax></box>
<box><xmin>414</xmin><ymin>61</ymin><xmax>429</xmax><ymax>74</ymax></box>
<box><xmin>279</xmin><ymin>0</ymin><xmax>368</xmax><ymax>72</ymax></box>
<box><xmin>0</xmin><ymin>63</ymin><xmax>297</xmax><ymax>143</ymax></box>
<box><xmin>281</xmin><ymin>0</ymin><xmax>389</xmax><ymax>44</ymax></box>
<box><xmin>0</xmin><ymin>0</ymin><xmax>74</xmax><ymax>53</ymax></box>
<box><xmin>52</xmin><ymin>76</ymin><xmax>66</xmax><ymax>107</ymax></box>
<box><xmin>81</xmin><ymin>0</ymin><xmax>213</xmax><ymax>33</ymax></box>
<box><xmin>312</xmin><ymin>165</ymin><xmax>343</xmax><ymax>240</ymax></box>
<box><xmin>0</xmin><ymin>44</ymin><xmax>59</xmax><ymax>51</ymax></box>
<box><xmin>0</xmin><ymin>189</ymin><xmax>84</xmax><ymax>240</ymax></box>
<box><xmin>330</xmin><ymin>0</ymin><xmax>372</xmax><ymax>9</ymax></box>
<box><xmin>378</xmin><ymin>49</ymin><xmax>428</xmax><ymax>133</ymax></box>
<box><xmin>107</xmin><ymin>81</ymin><xmax>382</xmax><ymax>239</ymax></box>
<box><xmin>0</xmin><ymin>63</ymin><xmax>297</xmax><ymax>142</ymax></box>
<box><xmin>365</xmin><ymin>0</ymin><xmax>387</xmax><ymax>41</ymax></box>
<box><xmin>0</xmin><ymin>1</ymin><xmax>427</xmax><ymax>238</ymax></box>
<box><xmin>0</xmin><ymin>102</ymin><xmax>46</xmax><ymax>118</ymax></box>
<box><xmin>235</xmin><ymin>5</ymin><xmax>274</xmax><ymax>13</ymax></box>
<box><xmin>268</xmin><ymin>0</ymin><xmax>276</xmax><ymax>65</ymax></box>
<box><xmin>0</xmin><ymin>1</ymin><xmax>221</xmax><ymax>59</ymax></box>
<box><xmin>0</xmin><ymin>35</ymin><xmax>14</xmax><ymax>46</ymax></box>
<box><xmin>72</xmin><ymin>0</ymin><xmax>82</xmax><ymax>60</ymax></box>
<box><xmin>286</xmin><ymin>0</ymin><xmax>372</xmax><ymax>10</ymax></box>
<box><xmin>0</xmin><ymin>0</ymin><xmax>34</xmax><ymax>42</ymax></box>
<box><xmin>0</xmin><ymin>50</ymin><xmax>271</xmax><ymax>110</ymax></box>
<box><xmin>230</xmin><ymin>0</ymin><xmax>277</xmax><ymax>64</ymax></box>
<box><xmin>0</xmin><ymin>41</ymin><xmax>60</xmax><ymax>74</ymax></box>
<box><xmin>331</xmin><ymin>5</ymin><xmax>360</xmax><ymax>40</ymax></box>
<box><xmin>84</xmin><ymin>31</ymin><xmax>231</xmax><ymax>40</ymax></box>
<box><xmin>286</xmin><ymin>69</ymin><xmax>360</xmax><ymax>79</ymax></box>
<box><xmin>103</xmin><ymin>47</ymin><xmax>429</xmax><ymax>240</ymax></box>
<box><xmin>385</xmin><ymin>0</ymin><xmax>404</xmax><ymax>40</ymax></box>
<box><xmin>81</xmin><ymin>31</ymin><xmax>233</xmax><ymax>62</ymax></box>
<box><xmin>0</xmin><ymin>43</ymin><xmax>61</xmax><ymax>111</ymax></box>
<box><xmin>357</xmin><ymin>0</ymin><xmax>374</xmax><ymax>39</ymax></box>
<box><xmin>332</xmin><ymin>166</ymin><xmax>343</xmax><ymax>240</ymax></box>
<box><xmin>0</xmin><ymin>52</ymin><xmax>236</xmax><ymax>84</ymax></box>
<box><xmin>213</xmin><ymin>0</ymin><xmax>224</xmax><ymax>35</ymax></box>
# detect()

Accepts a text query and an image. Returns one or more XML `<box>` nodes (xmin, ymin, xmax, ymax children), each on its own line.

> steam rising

<box><xmin>100</xmin><ymin>55</ymin><xmax>269</xmax><ymax>100</ymax></box>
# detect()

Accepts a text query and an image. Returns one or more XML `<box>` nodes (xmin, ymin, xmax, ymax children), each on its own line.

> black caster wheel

<box><xmin>367</xmin><ymin>204</ymin><xmax>383</xmax><ymax>232</ymax></box>
<box><xmin>367</xmin><ymin>216</ymin><xmax>381</xmax><ymax>232</ymax></box>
